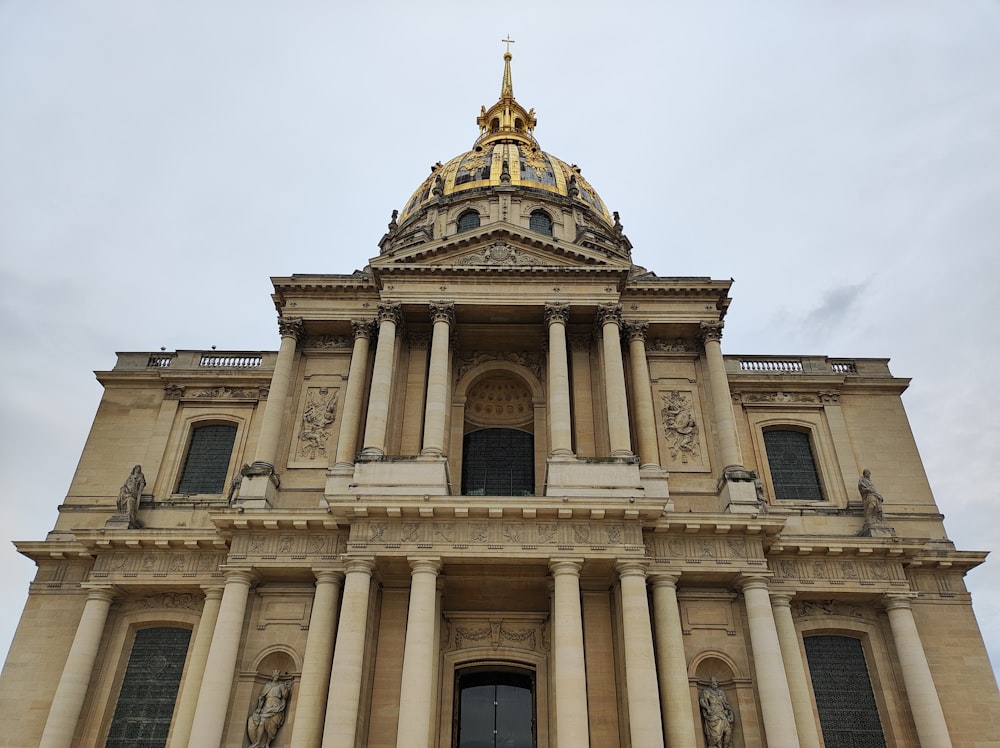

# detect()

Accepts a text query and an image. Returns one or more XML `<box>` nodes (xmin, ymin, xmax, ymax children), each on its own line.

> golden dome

<box><xmin>397</xmin><ymin>52</ymin><xmax>613</xmax><ymax>227</ymax></box>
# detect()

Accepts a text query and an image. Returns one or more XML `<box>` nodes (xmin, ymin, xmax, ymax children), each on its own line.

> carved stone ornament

<box><xmin>456</xmin><ymin>351</ymin><xmax>542</xmax><ymax>380</ymax></box>
<box><xmin>596</xmin><ymin>303</ymin><xmax>623</xmax><ymax>327</ymax></box>
<box><xmin>302</xmin><ymin>334</ymin><xmax>352</xmax><ymax>349</ymax></box>
<box><xmin>429</xmin><ymin>300</ymin><xmax>456</xmax><ymax>325</ymax></box>
<box><xmin>192</xmin><ymin>386</ymin><xmax>262</xmax><ymax>400</ymax></box>
<box><xmin>698</xmin><ymin>320</ymin><xmax>724</xmax><ymax>344</ymax></box>
<box><xmin>661</xmin><ymin>391</ymin><xmax>700</xmax><ymax>463</ymax></box>
<box><xmin>376</xmin><ymin>301</ymin><xmax>402</xmax><ymax>326</ymax></box>
<box><xmin>544</xmin><ymin>302</ymin><xmax>570</xmax><ymax>326</ymax></box>
<box><xmin>735</xmin><ymin>391</ymin><xmax>818</xmax><ymax>404</ymax></box>
<box><xmin>408</xmin><ymin>332</ymin><xmax>431</xmax><ymax>350</ymax></box>
<box><xmin>624</xmin><ymin>321</ymin><xmax>649</xmax><ymax>342</ymax></box>
<box><xmin>351</xmin><ymin>318</ymin><xmax>375</xmax><ymax>340</ymax></box>
<box><xmin>297</xmin><ymin>388</ymin><xmax>339</xmax><ymax>459</ymax></box>
<box><xmin>277</xmin><ymin>316</ymin><xmax>305</xmax><ymax>340</ymax></box>
<box><xmin>135</xmin><ymin>592</ymin><xmax>201</xmax><ymax>610</ymax></box>
<box><xmin>457</xmin><ymin>241</ymin><xmax>541</xmax><ymax>267</ymax></box>
<box><xmin>246</xmin><ymin>671</ymin><xmax>292</xmax><ymax>748</ymax></box>
<box><xmin>793</xmin><ymin>599</ymin><xmax>866</xmax><ymax>619</ymax></box>
<box><xmin>163</xmin><ymin>383</ymin><xmax>186</xmax><ymax>399</ymax></box>
<box><xmin>646</xmin><ymin>338</ymin><xmax>691</xmax><ymax>353</ymax></box>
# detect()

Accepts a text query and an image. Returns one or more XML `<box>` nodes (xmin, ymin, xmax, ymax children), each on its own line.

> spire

<box><xmin>501</xmin><ymin>35</ymin><xmax>515</xmax><ymax>99</ymax></box>
<box><xmin>475</xmin><ymin>39</ymin><xmax>537</xmax><ymax>148</ymax></box>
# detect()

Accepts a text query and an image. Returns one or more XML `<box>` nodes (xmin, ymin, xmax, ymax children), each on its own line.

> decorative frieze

<box><xmin>792</xmin><ymin>599</ymin><xmax>869</xmax><ymax>620</ymax></box>
<box><xmin>644</xmin><ymin>535</ymin><xmax>765</xmax><ymax>565</ymax></box>
<box><xmin>457</xmin><ymin>241</ymin><xmax>541</xmax><ymax>266</ymax></box>
<box><xmin>91</xmin><ymin>551</ymin><xmax>227</xmax><ymax>578</ymax></box>
<box><xmin>229</xmin><ymin>532</ymin><xmax>347</xmax><ymax>559</ymax></box>
<box><xmin>646</xmin><ymin>338</ymin><xmax>692</xmax><ymax>353</ymax></box>
<box><xmin>772</xmin><ymin>558</ymin><xmax>904</xmax><ymax>585</ymax></box>
<box><xmin>455</xmin><ymin>351</ymin><xmax>542</xmax><ymax>380</ymax></box>
<box><xmin>302</xmin><ymin>335</ymin><xmax>352</xmax><ymax>349</ymax></box>
<box><xmin>131</xmin><ymin>592</ymin><xmax>203</xmax><ymax>611</ymax></box>
<box><xmin>443</xmin><ymin>614</ymin><xmax>550</xmax><ymax>653</ymax></box>
<box><xmin>733</xmin><ymin>391</ymin><xmax>819</xmax><ymax>404</ymax></box>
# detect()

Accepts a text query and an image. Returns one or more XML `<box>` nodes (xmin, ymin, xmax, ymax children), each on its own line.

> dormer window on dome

<box><xmin>457</xmin><ymin>210</ymin><xmax>481</xmax><ymax>233</ymax></box>
<box><xmin>529</xmin><ymin>210</ymin><xmax>553</xmax><ymax>236</ymax></box>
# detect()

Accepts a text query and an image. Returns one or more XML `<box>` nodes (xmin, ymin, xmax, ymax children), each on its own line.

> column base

<box><xmin>718</xmin><ymin>468</ymin><xmax>765</xmax><ymax>514</ymax></box>
<box><xmin>639</xmin><ymin>466</ymin><xmax>671</xmax><ymax>499</ymax></box>
<box><xmin>234</xmin><ymin>462</ymin><xmax>279</xmax><ymax>507</ymax></box>
<box><xmin>350</xmin><ymin>455</ymin><xmax>450</xmax><ymax>496</ymax></box>
<box><xmin>545</xmin><ymin>457</ymin><xmax>643</xmax><ymax>497</ymax></box>
<box><xmin>860</xmin><ymin>522</ymin><xmax>896</xmax><ymax>538</ymax></box>
<box><xmin>104</xmin><ymin>513</ymin><xmax>141</xmax><ymax>529</ymax></box>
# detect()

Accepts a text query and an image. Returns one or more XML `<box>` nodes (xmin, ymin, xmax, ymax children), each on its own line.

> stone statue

<box><xmin>116</xmin><ymin>465</ymin><xmax>145</xmax><ymax>527</ymax></box>
<box><xmin>858</xmin><ymin>468</ymin><xmax>884</xmax><ymax>524</ymax></box>
<box><xmin>700</xmin><ymin>677</ymin><xmax>735</xmax><ymax>748</ymax></box>
<box><xmin>247</xmin><ymin>670</ymin><xmax>292</xmax><ymax>748</ymax></box>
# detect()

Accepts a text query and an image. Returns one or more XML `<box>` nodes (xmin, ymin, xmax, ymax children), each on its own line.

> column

<box><xmin>421</xmin><ymin>302</ymin><xmax>454</xmax><ymax>456</ymax></box>
<box><xmin>650</xmin><ymin>574</ymin><xmax>698</xmax><ymax>748</ymax></box>
<box><xmin>39</xmin><ymin>585</ymin><xmax>119</xmax><ymax>748</ymax></box>
<box><xmin>188</xmin><ymin>569</ymin><xmax>256</xmax><ymax>748</ymax></box>
<box><xmin>545</xmin><ymin>303</ymin><xmax>573</xmax><ymax>456</ymax></box>
<box><xmin>883</xmin><ymin>593</ymin><xmax>953</xmax><ymax>747</ymax></box>
<box><xmin>332</xmin><ymin>319</ymin><xmax>374</xmax><ymax>468</ymax></box>
<box><xmin>168</xmin><ymin>586</ymin><xmax>224</xmax><ymax>748</ymax></box>
<box><xmin>361</xmin><ymin>302</ymin><xmax>402</xmax><ymax>457</ymax></box>
<box><xmin>739</xmin><ymin>576</ymin><xmax>800</xmax><ymax>747</ymax></box>
<box><xmin>770</xmin><ymin>593</ymin><xmax>822</xmax><ymax>748</ymax></box>
<box><xmin>598</xmin><ymin>304</ymin><xmax>632</xmax><ymax>456</ymax></box>
<box><xmin>624</xmin><ymin>322</ymin><xmax>661</xmax><ymax>469</ymax></box>
<box><xmin>322</xmin><ymin>558</ymin><xmax>376</xmax><ymax>748</ymax></box>
<box><xmin>549</xmin><ymin>559</ymin><xmax>590</xmax><ymax>747</ymax></box>
<box><xmin>616</xmin><ymin>562</ymin><xmax>665</xmax><ymax>748</ymax></box>
<box><xmin>698</xmin><ymin>321</ymin><xmax>742</xmax><ymax>471</ymax></box>
<box><xmin>288</xmin><ymin>569</ymin><xmax>344</xmax><ymax>748</ymax></box>
<box><xmin>252</xmin><ymin>317</ymin><xmax>304</xmax><ymax>471</ymax></box>
<box><xmin>395</xmin><ymin>558</ymin><xmax>443</xmax><ymax>748</ymax></box>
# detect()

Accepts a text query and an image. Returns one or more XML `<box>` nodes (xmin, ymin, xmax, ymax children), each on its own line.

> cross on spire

<box><xmin>502</xmin><ymin>35</ymin><xmax>515</xmax><ymax>54</ymax></box>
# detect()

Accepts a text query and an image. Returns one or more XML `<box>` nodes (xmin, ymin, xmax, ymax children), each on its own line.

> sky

<box><xmin>1</xmin><ymin>0</ymin><xmax>998</xmax><ymax>685</ymax></box>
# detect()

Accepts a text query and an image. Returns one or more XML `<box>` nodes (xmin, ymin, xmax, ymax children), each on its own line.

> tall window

<box><xmin>177</xmin><ymin>423</ymin><xmax>237</xmax><ymax>494</ymax></box>
<box><xmin>804</xmin><ymin>635</ymin><xmax>886</xmax><ymax>747</ymax></box>
<box><xmin>528</xmin><ymin>210</ymin><xmax>552</xmax><ymax>236</ymax></box>
<box><xmin>105</xmin><ymin>627</ymin><xmax>191</xmax><ymax>748</ymax></box>
<box><xmin>763</xmin><ymin>429</ymin><xmax>823</xmax><ymax>500</ymax></box>
<box><xmin>462</xmin><ymin>428</ymin><xmax>534</xmax><ymax>496</ymax></box>
<box><xmin>458</xmin><ymin>210</ymin><xmax>481</xmax><ymax>233</ymax></box>
<box><xmin>455</xmin><ymin>668</ymin><xmax>535</xmax><ymax>748</ymax></box>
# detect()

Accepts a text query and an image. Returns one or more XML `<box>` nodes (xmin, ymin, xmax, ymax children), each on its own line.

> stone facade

<box><xmin>2</xmin><ymin>52</ymin><xmax>999</xmax><ymax>748</ymax></box>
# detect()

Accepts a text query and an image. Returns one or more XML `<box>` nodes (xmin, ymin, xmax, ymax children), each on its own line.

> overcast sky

<box><xmin>1</xmin><ymin>0</ymin><xmax>998</xmax><ymax>684</ymax></box>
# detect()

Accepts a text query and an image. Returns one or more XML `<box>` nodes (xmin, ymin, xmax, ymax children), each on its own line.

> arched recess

<box><xmin>451</xmin><ymin>363</ymin><xmax>545</xmax><ymax>497</ymax></box>
<box><xmin>688</xmin><ymin>652</ymin><xmax>748</xmax><ymax>747</ymax></box>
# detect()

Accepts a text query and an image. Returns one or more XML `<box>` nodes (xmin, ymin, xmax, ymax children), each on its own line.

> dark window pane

<box><xmin>177</xmin><ymin>424</ymin><xmax>236</xmax><ymax>493</ymax></box>
<box><xmin>457</xmin><ymin>671</ymin><xmax>534</xmax><ymax>748</ymax></box>
<box><xmin>105</xmin><ymin>627</ymin><xmax>191</xmax><ymax>748</ymax></box>
<box><xmin>805</xmin><ymin>635</ymin><xmax>886</xmax><ymax>748</ymax></box>
<box><xmin>462</xmin><ymin>428</ymin><xmax>534</xmax><ymax>496</ymax></box>
<box><xmin>458</xmin><ymin>211</ymin><xmax>481</xmax><ymax>232</ymax></box>
<box><xmin>528</xmin><ymin>211</ymin><xmax>552</xmax><ymax>236</ymax></box>
<box><xmin>763</xmin><ymin>429</ymin><xmax>823</xmax><ymax>500</ymax></box>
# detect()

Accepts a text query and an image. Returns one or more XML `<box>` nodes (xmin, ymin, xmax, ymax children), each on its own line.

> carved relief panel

<box><xmin>653</xmin><ymin>384</ymin><xmax>710</xmax><ymax>472</ymax></box>
<box><xmin>288</xmin><ymin>382</ymin><xmax>342</xmax><ymax>467</ymax></box>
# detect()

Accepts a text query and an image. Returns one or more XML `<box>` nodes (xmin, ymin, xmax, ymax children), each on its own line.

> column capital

<box><xmin>407</xmin><ymin>557</ymin><xmax>443</xmax><ymax>575</ymax></box>
<box><xmin>220</xmin><ymin>567</ymin><xmax>259</xmax><ymax>587</ymax></box>
<box><xmin>615</xmin><ymin>560</ymin><xmax>650</xmax><ymax>579</ymax></box>
<box><xmin>624</xmin><ymin>320</ymin><xmax>649</xmax><ymax>342</ymax></box>
<box><xmin>769</xmin><ymin>591</ymin><xmax>795</xmax><ymax>607</ymax></box>
<box><xmin>698</xmin><ymin>320</ymin><xmax>724</xmax><ymax>344</ymax></box>
<box><xmin>376</xmin><ymin>301</ymin><xmax>402</xmax><ymax>326</ymax></box>
<box><xmin>277</xmin><ymin>316</ymin><xmax>305</xmax><ymax>340</ymax></box>
<box><xmin>737</xmin><ymin>574</ymin><xmax>771</xmax><ymax>593</ymax></box>
<box><xmin>79</xmin><ymin>584</ymin><xmax>122</xmax><ymax>603</ymax></box>
<box><xmin>344</xmin><ymin>557</ymin><xmax>377</xmax><ymax>576</ymax></box>
<box><xmin>549</xmin><ymin>558</ymin><xmax>584</xmax><ymax>576</ymax></box>
<box><xmin>407</xmin><ymin>332</ymin><xmax>431</xmax><ymax>350</ymax></box>
<box><xmin>351</xmin><ymin>318</ymin><xmax>375</xmax><ymax>340</ymax></box>
<box><xmin>544</xmin><ymin>302</ymin><xmax>570</xmax><ymax>326</ymax></box>
<box><xmin>314</xmin><ymin>568</ymin><xmax>346</xmax><ymax>586</ymax></box>
<box><xmin>199</xmin><ymin>585</ymin><xmax>225</xmax><ymax>600</ymax></box>
<box><xmin>649</xmin><ymin>572</ymin><xmax>681</xmax><ymax>590</ymax></box>
<box><xmin>567</xmin><ymin>332</ymin><xmax>592</xmax><ymax>352</ymax></box>
<box><xmin>429</xmin><ymin>300</ymin><xmax>455</xmax><ymax>325</ymax></box>
<box><xmin>882</xmin><ymin>591</ymin><xmax>917</xmax><ymax>612</ymax></box>
<box><xmin>597</xmin><ymin>303</ymin><xmax>623</xmax><ymax>327</ymax></box>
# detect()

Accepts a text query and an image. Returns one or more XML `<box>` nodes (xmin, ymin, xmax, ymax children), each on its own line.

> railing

<box><xmin>147</xmin><ymin>355</ymin><xmax>173</xmax><ymax>368</ymax></box>
<box><xmin>199</xmin><ymin>354</ymin><xmax>262</xmax><ymax>368</ymax></box>
<box><xmin>831</xmin><ymin>361</ymin><xmax>858</xmax><ymax>374</ymax></box>
<box><xmin>740</xmin><ymin>359</ymin><xmax>803</xmax><ymax>373</ymax></box>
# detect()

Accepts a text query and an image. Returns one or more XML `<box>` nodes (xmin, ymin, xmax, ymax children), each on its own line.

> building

<box><xmin>2</xmin><ymin>50</ymin><xmax>999</xmax><ymax>748</ymax></box>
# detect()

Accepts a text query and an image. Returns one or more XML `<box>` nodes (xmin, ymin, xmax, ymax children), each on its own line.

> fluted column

<box><xmin>289</xmin><ymin>569</ymin><xmax>345</xmax><ymax>748</ymax></box>
<box><xmin>361</xmin><ymin>302</ymin><xmax>402</xmax><ymax>456</ymax></box>
<box><xmin>545</xmin><ymin>303</ymin><xmax>573</xmax><ymax>456</ymax></box>
<box><xmin>598</xmin><ymin>304</ymin><xmax>632</xmax><ymax>456</ymax></box>
<box><xmin>549</xmin><ymin>559</ymin><xmax>590</xmax><ymax>747</ymax></box>
<box><xmin>616</xmin><ymin>562</ymin><xmax>665</xmax><ymax>748</ymax></box>
<box><xmin>650</xmin><ymin>574</ymin><xmax>698</xmax><ymax>748</ymax></box>
<box><xmin>883</xmin><ymin>593</ymin><xmax>953</xmax><ymax>747</ymax></box>
<box><xmin>624</xmin><ymin>322</ymin><xmax>661</xmax><ymax>469</ymax></box>
<box><xmin>168</xmin><ymin>586</ymin><xmax>224</xmax><ymax>748</ymax></box>
<box><xmin>739</xmin><ymin>576</ymin><xmax>800</xmax><ymax>747</ymax></box>
<box><xmin>395</xmin><ymin>558</ymin><xmax>443</xmax><ymax>748</ymax></box>
<box><xmin>322</xmin><ymin>558</ymin><xmax>376</xmax><ymax>748</ymax></box>
<box><xmin>188</xmin><ymin>569</ymin><xmax>256</xmax><ymax>748</ymax></box>
<box><xmin>770</xmin><ymin>593</ymin><xmax>822</xmax><ymax>748</ymax></box>
<box><xmin>332</xmin><ymin>319</ymin><xmax>374</xmax><ymax>468</ymax></box>
<box><xmin>698</xmin><ymin>321</ymin><xmax>742</xmax><ymax>471</ymax></box>
<box><xmin>39</xmin><ymin>585</ymin><xmax>119</xmax><ymax>748</ymax></box>
<box><xmin>252</xmin><ymin>317</ymin><xmax>304</xmax><ymax>470</ymax></box>
<box><xmin>421</xmin><ymin>303</ymin><xmax>454</xmax><ymax>456</ymax></box>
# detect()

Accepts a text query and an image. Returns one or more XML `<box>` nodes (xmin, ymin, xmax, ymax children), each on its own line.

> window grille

<box><xmin>457</xmin><ymin>211</ymin><xmax>481</xmax><ymax>232</ymax></box>
<box><xmin>763</xmin><ymin>429</ymin><xmax>823</xmax><ymax>500</ymax></box>
<box><xmin>177</xmin><ymin>424</ymin><xmax>237</xmax><ymax>494</ymax></box>
<box><xmin>105</xmin><ymin>627</ymin><xmax>191</xmax><ymax>748</ymax></box>
<box><xmin>462</xmin><ymin>428</ymin><xmax>534</xmax><ymax>496</ymax></box>
<box><xmin>529</xmin><ymin>210</ymin><xmax>552</xmax><ymax>236</ymax></box>
<box><xmin>804</xmin><ymin>635</ymin><xmax>887</xmax><ymax>747</ymax></box>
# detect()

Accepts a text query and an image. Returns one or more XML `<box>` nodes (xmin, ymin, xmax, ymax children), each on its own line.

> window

<box><xmin>455</xmin><ymin>668</ymin><xmax>535</xmax><ymax>748</ymax></box>
<box><xmin>177</xmin><ymin>423</ymin><xmax>237</xmax><ymax>493</ymax></box>
<box><xmin>457</xmin><ymin>210</ymin><xmax>481</xmax><ymax>233</ymax></box>
<box><xmin>804</xmin><ymin>635</ymin><xmax>886</xmax><ymax>747</ymax></box>
<box><xmin>462</xmin><ymin>428</ymin><xmax>534</xmax><ymax>496</ymax></box>
<box><xmin>105</xmin><ymin>627</ymin><xmax>191</xmax><ymax>748</ymax></box>
<box><xmin>763</xmin><ymin>429</ymin><xmax>823</xmax><ymax>501</ymax></box>
<box><xmin>528</xmin><ymin>210</ymin><xmax>552</xmax><ymax>236</ymax></box>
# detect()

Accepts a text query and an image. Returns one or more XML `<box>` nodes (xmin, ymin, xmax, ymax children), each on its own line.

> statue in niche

<box><xmin>700</xmin><ymin>677</ymin><xmax>735</xmax><ymax>748</ymax></box>
<box><xmin>116</xmin><ymin>465</ymin><xmax>145</xmax><ymax>528</ymax></box>
<box><xmin>247</xmin><ymin>670</ymin><xmax>292</xmax><ymax>748</ymax></box>
<box><xmin>857</xmin><ymin>468</ymin><xmax>893</xmax><ymax>536</ymax></box>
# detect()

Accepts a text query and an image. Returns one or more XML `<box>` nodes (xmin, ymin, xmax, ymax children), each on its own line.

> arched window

<box><xmin>455</xmin><ymin>667</ymin><xmax>535</xmax><ymax>748</ymax></box>
<box><xmin>457</xmin><ymin>210</ymin><xmax>481</xmax><ymax>233</ymax></box>
<box><xmin>804</xmin><ymin>635</ymin><xmax>886</xmax><ymax>746</ymax></box>
<box><xmin>529</xmin><ymin>210</ymin><xmax>553</xmax><ymax>236</ymax></box>
<box><xmin>763</xmin><ymin>428</ymin><xmax>823</xmax><ymax>501</ymax></box>
<box><xmin>105</xmin><ymin>626</ymin><xmax>192</xmax><ymax>748</ymax></box>
<box><xmin>177</xmin><ymin>423</ymin><xmax>237</xmax><ymax>494</ymax></box>
<box><xmin>490</xmin><ymin>117</ymin><xmax>500</xmax><ymax>133</ymax></box>
<box><xmin>462</xmin><ymin>428</ymin><xmax>534</xmax><ymax>496</ymax></box>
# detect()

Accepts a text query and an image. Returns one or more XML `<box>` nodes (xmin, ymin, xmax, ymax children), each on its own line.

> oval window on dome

<box><xmin>529</xmin><ymin>210</ymin><xmax>553</xmax><ymax>236</ymax></box>
<box><xmin>457</xmin><ymin>210</ymin><xmax>481</xmax><ymax>233</ymax></box>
